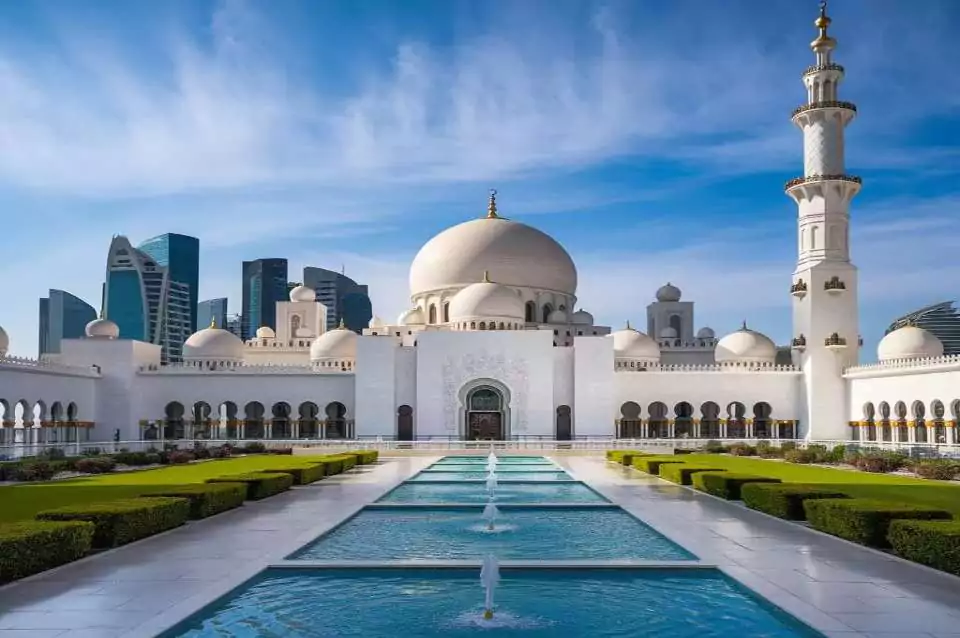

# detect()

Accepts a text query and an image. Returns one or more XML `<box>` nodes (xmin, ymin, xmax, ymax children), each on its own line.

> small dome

<box><xmin>183</xmin><ymin>327</ymin><xmax>244</xmax><ymax>362</ymax></box>
<box><xmin>656</xmin><ymin>282</ymin><xmax>682</xmax><ymax>302</ymax></box>
<box><xmin>255</xmin><ymin>326</ymin><xmax>276</xmax><ymax>339</ymax></box>
<box><xmin>310</xmin><ymin>327</ymin><xmax>357</xmax><ymax>361</ymax></box>
<box><xmin>608</xmin><ymin>327</ymin><xmax>660</xmax><ymax>361</ymax></box>
<box><xmin>696</xmin><ymin>327</ymin><xmax>716</xmax><ymax>339</ymax></box>
<box><xmin>877</xmin><ymin>325</ymin><xmax>943</xmax><ymax>361</ymax></box>
<box><xmin>369</xmin><ymin>316</ymin><xmax>385</xmax><ymax>329</ymax></box>
<box><xmin>449</xmin><ymin>277</ymin><xmax>524</xmax><ymax>322</ymax></box>
<box><xmin>547</xmin><ymin>309</ymin><xmax>568</xmax><ymax>324</ymax></box>
<box><xmin>85</xmin><ymin>318</ymin><xmax>120</xmax><ymax>340</ymax></box>
<box><xmin>659</xmin><ymin>327</ymin><xmax>678</xmax><ymax>339</ymax></box>
<box><xmin>715</xmin><ymin>323</ymin><xmax>777</xmax><ymax>364</ymax></box>
<box><xmin>0</xmin><ymin>324</ymin><xmax>8</xmax><ymax>355</ymax></box>
<box><xmin>398</xmin><ymin>307</ymin><xmax>425</xmax><ymax>326</ymax></box>
<box><xmin>289</xmin><ymin>285</ymin><xmax>317</xmax><ymax>303</ymax></box>
<box><xmin>572</xmin><ymin>309</ymin><xmax>594</xmax><ymax>325</ymax></box>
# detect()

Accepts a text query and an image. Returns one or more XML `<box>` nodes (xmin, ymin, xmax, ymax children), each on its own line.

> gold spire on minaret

<box><xmin>210</xmin><ymin>317</ymin><xmax>217</xmax><ymax>329</ymax></box>
<box><xmin>811</xmin><ymin>0</ymin><xmax>836</xmax><ymax>51</ymax></box>
<box><xmin>486</xmin><ymin>189</ymin><xmax>499</xmax><ymax>219</ymax></box>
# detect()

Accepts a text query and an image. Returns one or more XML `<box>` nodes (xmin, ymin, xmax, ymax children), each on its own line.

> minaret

<box><xmin>787</xmin><ymin>1</ymin><xmax>860</xmax><ymax>440</ymax></box>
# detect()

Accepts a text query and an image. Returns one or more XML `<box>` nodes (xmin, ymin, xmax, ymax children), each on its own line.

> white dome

<box><xmin>398</xmin><ymin>307</ymin><xmax>425</xmax><ymax>326</ymax></box>
<box><xmin>572</xmin><ymin>309</ymin><xmax>594</xmax><ymax>325</ymax></box>
<box><xmin>310</xmin><ymin>328</ymin><xmax>357</xmax><ymax>361</ymax></box>
<box><xmin>255</xmin><ymin>326</ymin><xmax>276</xmax><ymax>339</ymax></box>
<box><xmin>697</xmin><ymin>327</ymin><xmax>716</xmax><ymax>339</ymax></box>
<box><xmin>547</xmin><ymin>309</ymin><xmax>568</xmax><ymax>324</ymax></box>
<box><xmin>0</xmin><ymin>324</ymin><xmax>8</xmax><ymax>355</ymax></box>
<box><xmin>659</xmin><ymin>327</ymin><xmax>678</xmax><ymax>339</ymax></box>
<box><xmin>656</xmin><ymin>282</ymin><xmax>682</xmax><ymax>302</ymax></box>
<box><xmin>289</xmin><ymin>285</ymin><xmax>317</xmax><ymax>303</ymax></box>
<box><xmin>877</xmin><ymin>325</ymin><xmax>943</xmax><ymax>361</ymax></box>
<box><xmin>183</xmin><ymin>327</ymin><xmax>244</xmax><ymax>362</ymax></box>
<box><xmin>609</xmin><ymin>327</ymin><xmax>660</xmax><ymax>361</ymax></box>
<box><xmin>409</xmin><ymin>215</ymin><xmax>577</xmax><ymax>298</ymax></box>
<box><xmin>368</xmin><ymin>316</ymin><xmax>385</xmax><ymax>329</ymax></box>
<box><xmin>715</xmin><ymin>323</ymin><xmax>777</xmax><ymax>364</ymax></box>
<box><xmin>85</xmin><ymin>318</ymin><xmax>119</xmax><ymax>340</ymax></box>
<box><xmin>449</xmin><ymin>278</ymin><xmax>524</xmax><ymax>322</ymax></box>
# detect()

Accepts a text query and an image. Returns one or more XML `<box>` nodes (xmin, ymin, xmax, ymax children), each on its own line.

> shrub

<box><xmin>206</xmin><ymin>472</ymin><xmax>294</xmax><ymax>500</ymax></box>
<box><xmin>80</xmin><ymin>448</ymin><xmax>102</xmax><ymax>457</ymax></box>
<box><xmin>267</xmin><ymin>447</ymin><xmax>294</xmax><ymax>455</ymax></box>
<box><xmin>241</xmin><ymin>442</ymin><xmax>267</xmax><ymax>454</ymax></box>
<box><xmin>74</xmin><ymin>457</ymin><xmax>117</xmax><ymax>474</ymax></box>
<box><xmin>620</xmin><ymin>452</ymin><xmax>650</xmax><ymax>466</ymax></box>
<box><xmin>804</xmin><ymin>499</ymin><xmax>952</xmax><ymax>548</ymax></box>
<box><xmin>36</xmin><ymin>497</ymin><xmax>190</xmax><ymax>549</ymax></box>
<box><xmin>692</xmin><ymin>472</ymin><xmax>781</xmax><ymax>500</ymax></box>
<box><xmin>784</xmin><ymin>449</ymin><xmax>818</xmax><ymax>464</ymax></box>
<box><xmin>888</xmin><ymin>520</ymin><xmax>960</xmax><ymax>577</ymax></box>
<box><xmin>702</xmin><ymin>440</ymin><xmax>725</xmax><ymax>454</ymax></box>
<box><xmin>271</xmin><ymin>465</ymin><xmax>325</xmax><ymax>485</ymax></box>
<box><xmin>855</xmin><ymin>451</ymin><xmax>908</xmax><ymax>473</ymax></box>
<box><xmin>317</xmin><ymin>458</ymin><xmax>343</xmax><ymax>475</ymax></box>
<box><xmin>143</xmin><ymin>483</ymin><xmax>247</xmax><ymax>519</ymax></box>
<box><xmin>0</xmin><ymin>521</ymin><xmax>95</xmax><ymax>584</ymax></box>
<box><xmin>607</xmin><ymin>450</ymin><xmax>647</xmax><ymax>465</ymax></box>
<box><xmin>659</xmin><ymin>464</ymin><xmax>727</xmax><ymax>486</ymax></box>
<box><xmin>741</xmin><ymin>483</ymin><xmax>850</xmax><ymax>520</ymax></box>
<box><xmin>779</xmin><ymin>441</ymin><xmax>797</xmax><ymax>452</ymax></box>
<box><xmin>192</xmin><ymin>445</ymin><xmax>212</xmax><ymax>460</ymax></box>
<box><xmin>354</xmin><ymin>450</ymin><xmax>379</xmax><ymax>464</ymax></box>
<box><xmin>824</xmin><ymin>444</ymin><xmax>846</xmax><ymax>464</ymax></box>
<box><xmin>843</xmin><ymin>447</ymin><xmax>862</xmax><ymax>466</ymax></box>
<box><xmin>806</xmin><ymin>444</ymin><xmax>829</xmax><ymax>463</ymax></box>
<box><xmin>166</xmin><ymin>450</ymin><xmax>195</xmax><ymax>465</ymax></box>
<box><xmin>38</xmin><ymin>448</ymin><xmax>67</xmax><ymax>461</ymax></box>
<box><xmin>209</xmin><ymin>445</ymin><xmax>233</xmax><ymax>459</ymax></box>
<box><xmin>727</xmin><ymin>443</ymin><xmax>757</xmax><ymax>457</ymax></box>
<box><xmin>112</xmin><ymin>451</ymin><xmax>155</xmax><ymax>466</ymax></box>
<box><xmin>144</xmin><ymin>452</ymin><xmax>162</xmax><ymax>465</ymax></box>
<box><xmin>13</xmin><ymin>461</ymin><xmax>57</xmax><ymax>482</ymax></box>
<box><xmin>632</xmin><ymin>457</ymin><xmax>685</xmax><ymax>475</ymax></box>
<box><xmin>913</xmin><ymin>459</ymin><xmax>959</xmax><ymax>481</ymax></box>
<box><xmin>322</xmin><ymin>454</ymin><xmax>357</xmax><ymax>471</ymax></box>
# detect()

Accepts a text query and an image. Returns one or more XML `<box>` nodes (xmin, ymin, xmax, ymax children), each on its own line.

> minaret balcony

<box><xmin>784</xmin><ymin>174</ymin><xmax>861</xmax><ymax>192</ymax></box>
<box><xmin>791</xmin><ymin>335</ymin><xmax>807</xmax><ymax>351</ymax></box>
<box><xmin>790</xmin><ymin>279</ymin><xmax>808</xmax><ymax>299</ymax></box>
<box><xmin>824</xmin><ymin>333</ymin><xmax>847</xmax><ymax>350</ymax></box>
<box><xmin>824</xmin><ymin>276</ymin><xmax>846</xmax><ymax>294</ymax></box>
<box><xmin>802</xmin><ymin>62</ymin><xmax>844</xmax><ymax>77</ymax></box>
<box><xmin>791</xmin><ymin>100</ymin><xmax>857</xmax><ymax>119</ymax></box>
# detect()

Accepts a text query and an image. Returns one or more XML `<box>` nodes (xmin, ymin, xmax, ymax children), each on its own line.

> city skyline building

<box><xmin>241</xmin><ymin>258</ymin><xmax>289</xmax><ymax>340</ymax></box>
<box><xmin>197</xmin><ymin>298</ymin><xmax>229</xmax><ymax>331</ymax></box>
<box><xmin>38</xmin><ymin>289</ymin><xmax>97</xmax><ymax>355</ymax></box>
<box><xmin>886</xmin><ymin>301</ymin><xmax>960</xmax><ymax>356</ymax></box>
<box><xmin>302</xmin><ymin>266</ymin><xmax>372</xmax><ymax>332</ymax></box>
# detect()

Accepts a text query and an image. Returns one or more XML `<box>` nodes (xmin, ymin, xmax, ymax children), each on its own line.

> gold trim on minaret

<box><xmin>811</xmin><ymin>0</ymin><xmax>836</xmax><ymax>50</ymax></box>
<box><xmin>486</xmin><ymin>189</ymin><xmax>498</xmax><ymax>219</ymax></box>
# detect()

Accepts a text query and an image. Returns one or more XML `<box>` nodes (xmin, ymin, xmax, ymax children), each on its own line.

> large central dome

<box><xmin>409</xmin><ymin>196</ymin><xmax>578</xmax><ymax>299</ymax></box>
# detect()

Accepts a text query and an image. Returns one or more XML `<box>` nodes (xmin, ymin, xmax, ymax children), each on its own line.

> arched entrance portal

<box><xmin>465</xmin><ymin>386</ymin><xmax>505</xmax><ymax>441</ymax></box>
<box><xmin>556</xmin><ymin>405</ymin><xmax>572</xmax><ymax>441</ymax></box>
<box><xmin>397</xmin><ymin>405</ymin><xmax>414</xmax><ymax>441</ymax></box>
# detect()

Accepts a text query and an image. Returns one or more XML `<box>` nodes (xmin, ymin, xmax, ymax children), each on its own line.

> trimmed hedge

<box><xmin>271</xmin><ymin>465</ymin><xmax>326</xmax><ymax>486</ymax></box>
<box><xmin>0</xmin><ymin>520</ymin><xmax>95</xmax><ymax>584</ymax></box>
<box><xmin>313</xmin><ymin>458</ymin><xmax>342</xmax><ymax>476</ymax></box>
<box><xmin>207</xmin><ymin>472</ymin><xmax>294</xmax><ymax>500</ymax></box>
<box><xmin>325</xmin><ymin>454</ymin><xmax>357</xmax><ymax>471</ymax></box>
<box><xmin>607</xmin><ymin>450</ymin><xmax>649</xmax><ymax>466</ymax></box>
<box><xmin>353</xmin><ymin>450</ymin><xmax>379</xmax><ymax>464</ymax></box>
<box><xmin>741</xmin><ymin>483</ymin><xmax>850</xmax><ymax>521</ymax></box>
<box><xmin>659</xmin><ymin>464</ymin><xmax>727</xmax><ymax>486</ymax></box>
<box><xmin>36</xmin><ymin>497</ymin><xmax>190</xmax><ymax>549</ymax></box>
<box><xmin>888</xmin><ymin>519</ymin><xmax>960</xmax><ymax>577</ymax></box>
<box><xmin>804</xmin><ymin>498</ymin><xmax>952</xmax><ymax>548</ymax></box>
<box><xmin>142</xmin><ymin>483</ymin><xmax>247</xmax><ymax>519</ymax></box>
<box><xmin>632</xmin><ymin>457</ymin><xmax>685</xmax><ymax>475</ymax></box>
<box><xmin>692</xmin><ymin>472</ymin><xmax>781</xmax><ymax>500</ymax></box>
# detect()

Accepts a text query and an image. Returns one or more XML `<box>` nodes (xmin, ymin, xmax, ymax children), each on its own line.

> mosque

<box><xmin>0</xmin><ymin>4</ymin><xmax>958</xmax><ymax>448</ymax></box>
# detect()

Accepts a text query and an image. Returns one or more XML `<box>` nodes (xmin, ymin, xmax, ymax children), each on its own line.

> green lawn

<box><xmin>0</xmin><ymin>455</ymin><xmax>338</xmax><ymax>523</ymax></box>
<box><xmin>654</xmin><ymin>454</ymin><xmax>960</xmax><ymax>516</ymax></box>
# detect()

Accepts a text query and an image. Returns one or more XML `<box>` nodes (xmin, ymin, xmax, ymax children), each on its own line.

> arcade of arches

<box><xmin>852</xmin><ymin>399</ymin><xmax>960</xmax><ymax>445</ymax></box>
<box><xmin>0</xmin><ymin>398</ymin><xmax>91</xmax><ymax>445</ymax></box>
<box><xmin>617</xmin><ymin>401</ymin><xmax>798</xmax><ymax>439</ymax></box>
<box><xmin>149</xmin><ymin>401</ymin><xmax>353</xmax><ymax>440</ymax></box>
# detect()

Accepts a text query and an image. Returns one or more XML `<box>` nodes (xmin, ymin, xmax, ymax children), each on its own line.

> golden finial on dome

<box><xmin>486</xmin><ymin>189</ymin><xmax>498</xmax><ymax>219</ymax></box>
<box><xmin>482</xmin><ymin>270</ymin><xmax>492</xmax><ymax>283</ymax></box>
<box><xmin>209</xmin><ymin>317</ymin><xmax>217</xmax><ymax>329</ymax></box>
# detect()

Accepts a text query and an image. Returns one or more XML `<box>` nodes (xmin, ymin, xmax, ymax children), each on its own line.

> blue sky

<box><xmin>0</xmin><ymin>0</ymin><xmax>958</xmax><ymax>360</ymax></box>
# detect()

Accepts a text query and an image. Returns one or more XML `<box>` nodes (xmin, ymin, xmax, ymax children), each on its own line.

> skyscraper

<box><xmin>886</xmin><ymin>301</ymin><xmax>960</xmax><ymax>356</ymax></box>
<box><xmin>38</xmin><ymin>289</ymin><xmax>97</xmax><ymax>355</ymax></box>
<box><xmin>302</xmin><ymin>266</ymin><xmax>372</xmax><ymax>332</ymax></box>
<box><xmin>138</xmin><ymin>233</ymin><xmax>200</xmax><ymax>332</ymax></box>
<box><xmin>197</xmin><ymin>298</ymin><xmax>229</xmax><ymax>331</ymax></box>
<box><xmin>103</xmin><ymin>235</ymin><xmax>198</xmax><ymax>364</ymax></box>
<box><xmin>241</xmin><ymin>259</ymin><xmax>288</xmax><ymax>340</ymax></box>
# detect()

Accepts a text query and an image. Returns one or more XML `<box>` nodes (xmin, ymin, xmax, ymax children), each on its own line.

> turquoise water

<box><xmin>411</xmin><ymin>471</ymin><xmax>571</xmax><ymax>482</ymax></box>
<box><xmin>432</xmin><ymin>456</ymin><xmax>552</xmax><ymax>464</ymax></box>
<box><xmin>288</xmin><ymin>506</ymin><xmax>694</xmax><ymax>561</ymax></box>
<box><xmin>377</xmin><ymin>481</ymin><xmax>608</xmax><ymax>504</ymax></box>
<box><xmin>166</xmin><ymin>568</ymin><xmax>824</xmax><ymax>638</ymax></box>
<box><xmin>422</xmin><ymin>466</ymin><xmax>561</xmax><ymax>473</ymax></box>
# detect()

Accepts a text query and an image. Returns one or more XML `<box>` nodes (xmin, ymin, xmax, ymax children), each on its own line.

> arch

<box><xmin>0</xmin><ymin>399</ymin><xmax>8</xmax><ymax>425</ymax></box>
<box><xmin>428</xmin><ymin>304</ymin><xmax>437</xmax><ymax>324</ymax></box>
<box><xmin>541</xmin><ymin>303</ymin><xmax>553</xmax><ymax>324</ymax></box>
<box><xmin>324</xmin><ymin>401</ymin><xmax>347</xmax><ymax>439</ymax></box>
<box><xmin>164</xmin><ymin>401</ymin><xmax>185</xmax><ymax>439</ymax></box>
<box><xmin>525</xmin><ymin>301</ymin><xmax>536</xmax><ymax>323</ymax></box>
<box><xmin>647</xmin><ymin>401</ymin><xmax>668</xmax><ymax>438</ymax></box>
<box><xmin>862</xmin><ymin>402</ymin><xmax>875</xmax><ymax>420</ymax></box>
<box><xmin>290</xmin><ymin>314</ymin><xmax>301</xmax><ymax>336</ymax></box>
<box><xmin>50</xmin><ymin>401</ymin><xmax>63</xmax><ymax>423</ymax></box>
<box><xmin>726</xmin><ymin>401</ymin><xmax>747</xmax><ymax>438</ymax></box>
<box><xmin>951</xmin><ymin>399</ymin><xmax>960</xmax><ymax>420</ymax></box>
<box><xmin>192</xmin><ymin>401</ymin><xmax>213</xmax><ymax>439</ymax></box>
<box><xmin>442</xmin><ymin>302</ymin><xmax>450</xmax><ymax>323</ymax></box>
<box><xmin>752</xmin><ymin>402</ymin><xmax>773</xmax><ymax>439</ymax></box>
<box><xmin>668</xmin><ymin>314</ymin><xmax>682</xmax><ymax>336</ymax></box>
<box><xmin>879</xmin><ymin>401</ymin><xmax>891</xmax><ymax>419</ymax></box>
<box><xmin>811</xmin><ymin>225</ymin><xmax>819</xmax><ymax>249</ymax></box>
<box><xmin>244</xmin><ymin>401</ymin><xmax>265</xmax><ymax>439</ymax></box>
<box><xmin>911</xmin><ymin>400</ymin><xmax>927</xmax><ymax>443</ymax></box>
<box><xmin>66</xmin><ymin>402</ymin><xmax>79</xmax><ymax>422</ymax></box>
<box><xmin>619</xmin><ymin>401</ymin><xmax>641</xmax><ymax>438</ymax></box>
<box><xmin>219</xmin><ymin>401</ymin><xmax>239</xmax><ymax>438</ymax></box>
<box><xmin>465</xmin><ymin>386</ymin><xmax>505</xmax><ymax>441</ymax></box>
<box><xmin>930</xmin><ymin>399</ymin><xmax>947</xmax><ymax>443</ymax></box>
<box><xmin>894</xmin><ymin>401</ymin><xmax>908</xmax><ymax>442</ymax></box>
<box><xmin>699</xmin><ymin>401</ymin><xmax>721</xmax><ymax>438</ymax></box>
<box><xmin>271</xmin><ymin>402</ymin><xmax>292</xmax><ymax>438</ymax></box>
<box><xmin>556</xmin><ymin>405</ymin><xmax>572</xmax><ymax>441</ymax></box>
<box><xmin>673</xmin><ymin>401</ymin><xmax>694</xmax><ymax>438</ymax></box>
<box><xmin>32</xmin><ymin>400</ymin><xmax>48</xmax><ymax>428</ymax></box>
<box><xmin>298</xmin><ymin>401</ymin><xmax>319</xmax><ymax>438</ymax></box>
<box><xmin>397</xmin><ymin>404</ymin><xmax>414</xmax><ymax>441</ymax></box>
<box><xmin>13</xmin><ymin>400</ymin><xmax>29</xmax><ymax>428</ymax></box>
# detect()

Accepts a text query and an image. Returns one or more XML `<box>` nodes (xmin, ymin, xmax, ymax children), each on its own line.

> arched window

<box><xmin>442</xmin><ymin>302</ymin><xmax>450</xmax><ymax>323</ymax></box>
<box><xmin>524</xmin><ymin>301</ymin><xmax>536</xmax><ymax>323</ymax></box>
<box><xmin>290</xmin><ymin>315</ymin><xmax>301</xmax><ymax>335</ymax></box>
<box><xmin>428</xmin><ymin>304</ymin><xmax>437</xmax><ymax>324</ymax></box>
<box><xmin>542</xmin><ymin>304</ymin><xmax>554</xmax><ymax>323</ymax></box>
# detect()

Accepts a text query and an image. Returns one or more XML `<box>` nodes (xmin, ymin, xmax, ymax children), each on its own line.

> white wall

<box><xmin>573</xmin><ymin>336</ymin><xmax>616</xmax><ymax>436</ymax></box>
<box><xmin>0</xmin><ymin>363</ymin><xmax>98</xmax><ymax>426</ymax></box>
<box><xmin>353</xmin><ymin>336</ymin><xmax>398</xmax><ymax>437</ymax></box>
<box><xmin>846</xmin><ymin>364</ymin><xmax>960</xmax><ymax>422</ymax></box>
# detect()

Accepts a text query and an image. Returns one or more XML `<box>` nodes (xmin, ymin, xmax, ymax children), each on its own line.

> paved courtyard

<box><xmin>0</xmin><ymin>454</ymin><xmax>958</xmax><ymax>637</ymax></box>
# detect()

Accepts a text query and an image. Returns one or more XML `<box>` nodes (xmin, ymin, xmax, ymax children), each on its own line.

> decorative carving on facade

<box><xmin>441</xmin><ymin>350</ymin><xmax>529</xmax><ymax>433</ymax></box>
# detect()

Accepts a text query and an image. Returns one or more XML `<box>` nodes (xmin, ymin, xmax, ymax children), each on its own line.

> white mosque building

<box><xmin>1</xmin><ymin>4</ymin><xmax>958</xmax><ymax>448</ymax></box>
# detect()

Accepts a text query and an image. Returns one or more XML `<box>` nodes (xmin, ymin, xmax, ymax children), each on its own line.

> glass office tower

<box><xmin>137</xmin><ymin>233</ymin><xmax>200</xmax><ymax>363</ymax></box>
<box><xmin>197</xmin><ymin>298</ymin><xmax>229</xmax><ymax>330</ymax></box>
<box><xmin>38</xmin><ymin>289</ymin><xmax>97</xmax><ymax>355</ymax></box>
<box><xmin>302</xmin><ymin>266</ymin><xmax>372</xmax><ymax>333</ymax></box>
<box><xmin>241</xmin><ymin>259</ymin><xmax>288</xmax><ymax>340</ymax></box>
<box><xmin>886</xmin><ymin>301</ymin><xmax>960</xmax><ymax>356</ymax></box>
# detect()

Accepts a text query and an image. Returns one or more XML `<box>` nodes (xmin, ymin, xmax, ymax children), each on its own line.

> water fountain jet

<box><xmin>485</xmin><ymin>471</ymin><xmax>498</xmax><ymax>496</ymax></box>
<box><xmin>481</xmin><ymin>501</ymin><xmax>500</xmax><ymax>531</ymax></box>
<box><xmin>480</xmin><ymin>554</ymin><xmax>500</xmax><ymax>620</ymax></box>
